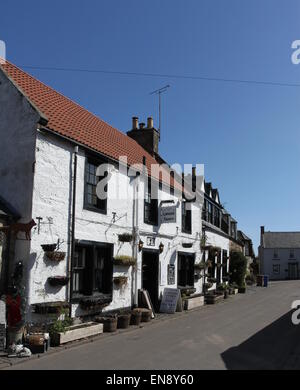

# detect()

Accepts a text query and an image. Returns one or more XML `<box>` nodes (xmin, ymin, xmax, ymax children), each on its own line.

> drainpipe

<box><xmin>68</xmin><ymin>146</ymin><xmax>78</xmax><ymax>318</ymax></box>
<box><xmin>132</xmin><ymin>173</ymin><xmax>140</xmax><ymax>307</ymax></box>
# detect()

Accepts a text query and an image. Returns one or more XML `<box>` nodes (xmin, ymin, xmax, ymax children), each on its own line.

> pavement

<box><xmin>1</xmin><ymin>280</ymin><xmax>300</xmax><ymax>370</ymax></box>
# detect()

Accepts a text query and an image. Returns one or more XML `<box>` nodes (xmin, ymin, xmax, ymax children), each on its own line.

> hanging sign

<box><xmin>160</xmin><ymin>206</ymin><xmax>176</xmax><ymax>223</ymax></box>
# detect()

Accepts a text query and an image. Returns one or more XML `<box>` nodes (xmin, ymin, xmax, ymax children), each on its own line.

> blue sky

<box><xmin>1</xmin><ymin>0</ymin><xmax>300</xmax><ymax>251</ymax></box>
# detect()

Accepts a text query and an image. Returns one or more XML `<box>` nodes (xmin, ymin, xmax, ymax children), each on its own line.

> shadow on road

<box><xmin>221</xmin><ymin>310</ymin><xmax>300</xmax><ymax>369</ymax></box>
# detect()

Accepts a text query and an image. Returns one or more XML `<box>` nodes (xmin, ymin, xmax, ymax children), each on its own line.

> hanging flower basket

<box><xmin>79</xmin><ymin>297</ymin><xmax>111</xmax><ymax>311</ymax></box>
<box><xmin>41</xmin><ymin>244</ymin><xmax>57</xmax><ymax>252</ymax></box>
<box><xmin>118</xmin><ymin>233</ymin><xmax>133</xmax><ymax>242</ymax></box>
<box><xmin>194</xmin><ymin>262</ymin><xmax>205</xmax><ymax>271</ymax></box>
<box><xmin>113</xmin><ymin>256</ymin><xmax>136</xmax><ymax>267</ymax></box>
<box><xmin>113</xmin><ymin>276</ymin><xmax>128</xmax><ymax>287</ymax></box>
<box><xmin>205</xmin><ymin>260</ymin><xmax>212</xmax><ymax>268</ymax></box>
<box><xmin>209</xmin><ymin>246</ymin><xmax>221</xmax><ymax>256</ymax></box>
<box><xmin>182</xmin><ymin>242</ymin><xmax>193</xmax><ymax>248</ymax></box>
<box><xmin>47</xmin><ymin>276</ymin><xmax>69</xmax><ymax>287</ymax></box>
<box><xmin>207</xmin><ymin>277</ymin><xmax>217</xmax><ymax>284</ymax></box>
<box><xmin>45</xmin><ymin>252</ymin><xmax>66</xmax><ymax>262</ymax></box>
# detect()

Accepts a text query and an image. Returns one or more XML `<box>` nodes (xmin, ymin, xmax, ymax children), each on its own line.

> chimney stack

<box><xmin>132</xmin><ymin>117</ymin><xmax>138</xmax><ymax>130</ymax></box>
<box><xmin>260</xmin><ymin>226</ymin><xmax>265</xmax><ymax>246</ymax></box>
<box><xmin>127</xmin><ymin>116</ymin><xmax>160</xmax><ymax>156</ymax></box>
<box><xmin>147</xmin><ymin>117</ymin><xmax>154</xmax><ymax>129</ymax></box>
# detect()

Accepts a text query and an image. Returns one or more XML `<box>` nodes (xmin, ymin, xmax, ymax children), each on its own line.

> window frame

<box><xmin>182</xmin><ymin>200</ymin><xmax>192</xmax><ymax>234</ymax></box>
<box><xmin>83</xmin><ymin>156</ymin><xmax>108</xmax><ymax>214</ymax></box>
<box><xmin>144</xmin><ymin>178</ymin><xmax>158</xmax><ymax>226</ymax></box>
<box><xmin>272</xmin><ymin>264</ymin><xmax>280</xmax><ymax>275</ymax></box>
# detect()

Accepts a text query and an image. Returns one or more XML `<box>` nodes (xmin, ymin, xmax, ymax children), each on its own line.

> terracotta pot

<box><xmin>117</xmin><ymin>314</ymin><xmax>131</xmax><ymax>329</ymax></box>
<box><xmin>130</xmin><ymin>310</ymin><xmax>142</xmax><ymax>326</ymax></box>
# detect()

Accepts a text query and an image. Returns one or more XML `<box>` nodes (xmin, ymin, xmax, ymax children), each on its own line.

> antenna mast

<box><xmin>150</xmin><ymin>84</ymin><xmax>170</xmax><ymax>140</ymax></box>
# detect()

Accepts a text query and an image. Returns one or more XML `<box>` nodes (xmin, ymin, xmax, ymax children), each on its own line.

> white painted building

<box><xmin>0</xmin><ymin>60</ymin><xmax>205</xmax><ymax>322</ymax></box>
<box><xmin>259</xmin><ymin>227</ymin><xmax>300</xmax><ymax>280</ymax></box>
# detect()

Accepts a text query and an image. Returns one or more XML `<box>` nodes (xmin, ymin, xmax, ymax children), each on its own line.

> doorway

<box><xmin>288</xmin><ymin>263</ymin><xmax>299</xmax><ymax>280</ymax></box>
<box><xmin>142</xmin><ymin>250</ymin><xmax>159</xmax><ymax>310</ymax></box>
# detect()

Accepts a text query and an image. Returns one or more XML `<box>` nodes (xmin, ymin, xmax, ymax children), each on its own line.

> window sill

<box><xmin>83</xmin><ymin>205</ymin><xmax>107</xmax><ymax>215</ymax></box>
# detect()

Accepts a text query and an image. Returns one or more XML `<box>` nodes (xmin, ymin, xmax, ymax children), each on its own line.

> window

<box><xmin>208</xmin><ymin>202</ymin><xmax>213</xmax><ymax>224</ymax></box>
<box><xmin>213</xmin><ymin>206</ymin><xmax>220</xmax><ymax>227</ymax></box>
<box><xmin>221</xmin><ymin>214</ymin><xmax>229</xmax><ymax>234</ymax></box>
<box><xmin>273</xmin><ymin>264</ymin><xmax>280</xmax><ymax>275</ymax></box>
<box><xmin>84</xmin><ymin>158</ymin><xmax>107</xmax><ymax>213</ymax></box>
<box><xmin>230</xmin><ymin>222</ymin><xmax>237</xmax><ymax>239</ymax></box>
<box><xmin>182</xmin><ymin>201</ymin><xmax>192</xmax><ymax>234</ymax></box>
<box><xmin>72</xmin><ymin>243</ymin><xmax>113</xmax><ymax>298</ymax></box>
<box><xmin>273</xmin><ymin>249</ymin><xmax>278</xmax><ymax>259</ymax></box>
<box><xmin>144</xmin><ymin>178</ymin><xmax>158</xmax><ymax>225</ymax></box>
<box><xmin>290</xmin><ymin>249</ymin><xmax>295</xmax><ymax>258</ymax></box>
<box><xmin>177</xmin><ymin>253</ymin><xmax>195</xmax><ymax>288</ymax></box>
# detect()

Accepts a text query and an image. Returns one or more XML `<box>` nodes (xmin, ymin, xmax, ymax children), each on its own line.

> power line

<box><xmin>20</xmin><ymin>64</ymin><xmax>300</xmax><ymax>88</ymax></box>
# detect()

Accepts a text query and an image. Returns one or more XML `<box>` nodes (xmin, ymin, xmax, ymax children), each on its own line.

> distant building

<box><xmin>237</xmin><ymin>230</ymin><xmax>255</xmax><ymax>269</ymax></box>
<box><xmin>258</xmin><ymin>226</ymin><xmax>300</xmax><ymax>280</ymax></box>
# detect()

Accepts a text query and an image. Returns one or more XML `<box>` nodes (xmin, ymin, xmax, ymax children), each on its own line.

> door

<box><xmin>288</xmin><ymin>263</ymin><xmax>298</xmax><ymax>280</ymax></box>
<box><xmin>142</xmin><ymin>250</ymin><xmax>159</xmax><ymax>310</ymax></box>
<box><xmin>177</xmin><ymin>253</ymin><xmax>195</xmax><ymax>289</ymax></box>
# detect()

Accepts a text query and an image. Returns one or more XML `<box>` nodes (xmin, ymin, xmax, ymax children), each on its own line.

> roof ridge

<box><xmin>1</xmin><ymin>58</ymin><xmax>121</xmax><ymax>134</ymax></box>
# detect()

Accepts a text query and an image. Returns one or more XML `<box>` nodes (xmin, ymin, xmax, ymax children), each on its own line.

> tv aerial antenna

<box><xmin>150</xmin><ymin>84</ymin><xmax>170</xmax><ymax>140</ymax></box>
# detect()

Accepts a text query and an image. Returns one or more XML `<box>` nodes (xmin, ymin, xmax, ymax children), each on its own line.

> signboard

<box><xmin>160</xmin><ymin>206</ymin><xmax>176</xmax><ymax>223</ymax></box>
<box><xmin>159</xmin><ymin>288</ymin><xmax>180</xmax><ymax>314</ymax></box>
<box><xmin>167</xmin><ymin>264</ymin><xmax>175</xmax><ymax>285</ymax></box>
<box><xmin>146</xmin><ymin>237</ymin><xmax>156</xmax><ymax>246</ymax></box>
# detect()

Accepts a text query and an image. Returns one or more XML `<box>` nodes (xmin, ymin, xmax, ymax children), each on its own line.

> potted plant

<box><xmin>238</xmin><ymin>284</ymin><xmax>246</xmax><ymax>294</ymax></box>
<box><xmin>45</xmin><ymin>252</ymin><xmax>66</xmax><ymax>262</ymax></box>
<box><xmin>194</xmin><ymin>261</ymin><xmax>205</xmax><ymax>271</ymax></box>
<box><xmin>47</xmin><ymin>276</ymin><xmax>69</xmax><ymax>287</ymax></box>
<box><xmin>41</xmin><ymin>243</ymin><xmax>57</xmax><ymax>252</ymax></box>
<box><xmin>117</xmin><ymin>312</ymin><xmax>131</xmax><ymax>329</ymax></box>
<box><xmin>113</xmin><ymin>276</ymin><xmax>128</xmax><ymax>288</ymax></box>
<box><xmin>79</xmin><ymin>296</ymin><xmax>111</xmax><ymax>311</ymax></box>
<box><xmin>130</xmin><ymin>309</ymin><xmax>142</xmax><ymax>326</ymax></box>
<box><xmin>113</xmin><ymin>256</ymin><xmax>136</xmax><ymax>267</ymax></box>
<box><xmin>182</xmin><ymin>242</ymin><xmax>193</xmax><ymax>248</ymax></box>
<box><xmin>118</xmin><ymin>233</ymin><xmax>133</xmax><ymax>242</ymax></box>
<box><xmin>95</xmin><ymin>314</ymin><xmax>118</xmax><ymax>332</ymax></box>
<box><xmin>135</xmin><ymin>308</ymin><xmax>152</xmax><ymax>322</ymax></box>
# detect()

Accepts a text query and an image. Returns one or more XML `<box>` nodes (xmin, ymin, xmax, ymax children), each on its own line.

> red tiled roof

<box><xmin>0</xmin><ymin>60</ymin><xmax>180</xmax><ymax>189</ymax></box>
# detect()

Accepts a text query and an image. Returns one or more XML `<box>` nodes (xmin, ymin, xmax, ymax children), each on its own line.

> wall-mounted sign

<box><xmin>167</xmin><ymin>264</ymin><xmax>175</xmax><ymax>285</ymax></box>
<box><xmin>146</xmin><ymin>237</ymin><xmax>156</xmax><ymax>246</ymax></box>
<box><xmin>160</xmin><ymin>206</ymin><xmax>176</xmax><ymax>223</ymax></box>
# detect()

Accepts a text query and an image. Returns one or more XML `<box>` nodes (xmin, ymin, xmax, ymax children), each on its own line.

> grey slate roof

<box><xmin>263</xmin><ymin>232</ymin><xmax>300</xmax><ymax>248</ymax></box>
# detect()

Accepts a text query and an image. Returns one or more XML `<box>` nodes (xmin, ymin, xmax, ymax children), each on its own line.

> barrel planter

<box><xmin>136</xmin><ymin>308</ymin><xmax>152</xmax><ymax>322</ymax></box>
<box><xmin>95</xmin><ymin>316</ymin><xmax>118</xmax><ymax>333</ymax></box>
<box><xmin>130</xmin><ymin>310</ymin><xmax>142</xmax><ymax>326</ymax></box>
<box><xmin>117</xmin><ymin>313</ymin><xmax>131</xmax><ymax>329</ymax></box>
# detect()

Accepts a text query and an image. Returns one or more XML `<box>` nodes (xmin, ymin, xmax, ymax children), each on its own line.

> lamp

<box><xmin>159</xmin><ymin>242</ymin><xmax>164</xmax><ymax>254</ymax></box>
<box><xmin>138</xmin><ymin>239</ymin><xmax>144</xmax><ymax>252</ymax></box>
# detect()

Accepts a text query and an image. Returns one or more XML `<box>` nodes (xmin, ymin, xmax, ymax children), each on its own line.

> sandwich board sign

<box><xmin>159</xmin><ymin>288</ymin><xmax>181</xmax><ymax>314</ymax></box>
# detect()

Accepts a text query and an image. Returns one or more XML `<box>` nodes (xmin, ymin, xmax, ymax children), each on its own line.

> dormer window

<box><xmin>290</xmin><ymin>249</ymin><xmax>295</xmax><ymax>258</ymax></box>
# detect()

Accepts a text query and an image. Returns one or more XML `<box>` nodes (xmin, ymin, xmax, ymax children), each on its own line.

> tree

<box><xmin>229</xmin><ymin>251</ymin><xmax>247</xmax><ymax>287</ymax></box>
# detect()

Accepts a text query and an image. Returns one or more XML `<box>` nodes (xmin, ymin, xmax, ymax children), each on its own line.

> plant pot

<box><xmin>113</xmin><ymin>276</ymin><xmax>128</xmax><ymax>288</ymax></box>
<box><xmin>130</xmin><ymin>310</ymin><xmax>142</xmax><ymax>326</ymax></box>
<box><xmin>182</xmin><ymin>242</ymin><xmax>193</xmax><ymax>248</ymax></box>
<box><xmin>50</xmin><ymin>322</ymin><xmax>103</xmax><ymax>346</ymax></box>
<box><xmin>113</xmin><ymin>256</ymin><xmax>136</xmax><ymax>267</ymax></box>
<box><xmin>95</xmin><ymin>316</ymin><xmax>118</xmax><ymax>332</ymax></box>
<box><xmin>41</xmin><ymin>244</ymin><xmax>57</xmax><ymax>252</ymax></box>
<box><xmin>45</xmin><ymin>252</ymin><xmax>66</xmax><ymax>262</ymax></box>
<box><xmin>136</xmin><ymin>308</ymin><xmax>151</xmax><ymax>322</ymax></box>
<box><xmin>224</xmin><ymin>290</ymin><xmax>229</xmax><ymax>299</ymax></box>
<box><xmin>117</xmin><ymin>314</ymin><xmax>131</xmax><ymax>329</ymax></box>
<box><xmin>7</xmin><ymin>326</ymin><xmax>24</xmax><ymax>345</ymax></box>
<box><xmin>47</xmin><ymin>276</ymin><xmax>69</xmax><ymax>287</ymax></box>
<box><xmin>238</xmin><ymin>287</ymin><xmax>246</xmax><ymax>294</ymax></box>
<box><xmin>118</xmin><ymin>234</ymin><xmax>133</xmax><ymax>242</ymax></box>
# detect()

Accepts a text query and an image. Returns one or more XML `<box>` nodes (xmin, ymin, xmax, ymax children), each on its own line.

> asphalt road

<box><xmin>4</xmin><ymin>280</ymin><xmax>300</xmax><ymax>370</ymax></box>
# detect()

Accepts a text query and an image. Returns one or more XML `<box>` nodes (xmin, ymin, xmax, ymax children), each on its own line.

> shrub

<box><xmin>229</xmin><ymin>251</ymin><xmax>247</xmax><ymax>287</ymax></box>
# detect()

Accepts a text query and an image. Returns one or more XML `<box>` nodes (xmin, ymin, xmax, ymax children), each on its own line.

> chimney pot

<box><xmin>139</xmin><ymin>122</ymin><xmax>145</xmax><ymax>130</ymax></box>
<box><xmin>260</xmin><ymin>226</ymin><xmax>265</xmax><ymax>235</ymax></box>
<box><xmin>132</xmin><ymin>117</ymin><xmax>138</xmax><ymax>130</ymax></box>
<box><xmin>147</xmin><ymin>117</ymin><xmax>154</xmax><ymax>129</ymax></box>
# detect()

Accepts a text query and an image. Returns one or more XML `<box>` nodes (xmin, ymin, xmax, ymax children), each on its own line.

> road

<box><xmin>4</xmin><ymin>280</ymin><xmax>300</xmax><ymax>370</ymax></box>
